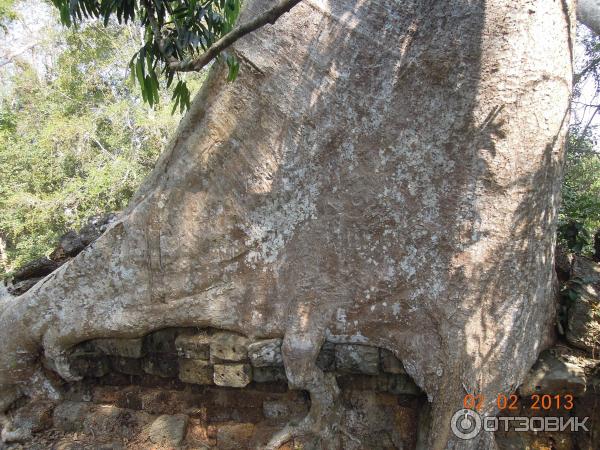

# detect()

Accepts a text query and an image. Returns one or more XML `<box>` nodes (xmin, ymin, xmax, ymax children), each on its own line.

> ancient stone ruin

<box><xmin>1</xmin><ymin>327</ymin><xmax>425</xmax><ymax>448</ymax></box>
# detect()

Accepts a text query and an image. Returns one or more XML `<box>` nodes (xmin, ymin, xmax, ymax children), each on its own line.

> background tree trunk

<box><xmin>0</xmin><ymin>0</ymin><xmax>573</xmax><ymax>448</ymax></box>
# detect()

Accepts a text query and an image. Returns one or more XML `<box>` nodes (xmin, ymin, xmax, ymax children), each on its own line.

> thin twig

<box><xmin>579</xmin><ymin>104</ymin><xmax>600</xmax><ymax>140</ymax></box>
<box><xmin>0</xmin><ymin>42</ymin><xmax>40</xmax><ymax>68</ymax></box>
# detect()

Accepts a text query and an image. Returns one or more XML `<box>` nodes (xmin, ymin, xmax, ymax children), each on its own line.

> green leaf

<box><xmin>226</xmin><ymin>53</ymin><xmax>239</xmax><ymax>82</ymax></box>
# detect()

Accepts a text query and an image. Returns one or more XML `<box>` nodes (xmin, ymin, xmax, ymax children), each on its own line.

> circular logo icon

<box><xmin>450</xmin><ymin>409</ymin><xmax>482</xmax><ymax>440</ymax></box>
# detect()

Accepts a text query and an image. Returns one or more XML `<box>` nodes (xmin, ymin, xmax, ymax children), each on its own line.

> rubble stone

<box><xmin>147</xmin><ymin>414</ymin><xmax>188</xmax><ymax>447</ymax></box>
<box><xmin>519</xmin><ymin>351</ymin><xmax>587</xmax><ymax>396</ymax></box>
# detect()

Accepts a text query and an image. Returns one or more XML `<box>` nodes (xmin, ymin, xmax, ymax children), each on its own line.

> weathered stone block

<box><xmin>147</xmin><ymin>414</ymin><xmax>188</xmax><ymax>447</ymax></box>
<box><xmin>335</xmin><ymin>344</ymin><xmax>380</xmax><ymax>375</ymax></box>
<box><xmin>519</xmin><ymin>351</ymin><xmax>587</xmax><ymax>396</ymax></box>
<box><xmin>175</xmin><ymin>330</ymin><xmax>211</xmax><ymax>360</ymax></box>
<box><xmin>380</xmin><ymin>349</ymin><xmax>405</xmax><ymax>374</ymax></box>
<box><xmin>566</xmin><ymin>286</ymin><xmax>600</xmax><ymax>352</ymax></box>
<box><xmin>179</xmin><ymin>358</ymin><xmax>214</xmax><ymax>385</ymax></box>
<box><xmin>71</xmin><ymin>356</ymin><xmax>111</xmax><ymax>378</ymax></box>
<box><xmin>144</xmin><ymin>328</ymin><xmax>180</xmax><ymax>354</ymax></box>
<box><xmin>247</xmin><ymin>339</ymin><xmax>283</xmax><ymax>367</ymax></box>
<box><xmin>91</xmin><ymin>338</ymin><xmax>144</xmax><ymax>358</ymax></box>
<box><xmin>253</xmin><ymin>366</ymin><xmax>287</xmax><ymax>383</ymax></box>
<box><xmin>572</xmin><ymin>254</ymin><xmax>600</xmax><ymax>284</ymax></box>
<box><xmin>566</xmin><ymin>256</ymin><xmax>600</xmax><ymax>353</ymax></box>
<box><xmin>110</xmin><ymin>357</ymin><xmax>144</xmax><ymax>376</ymax></box>
<box><xmin>142</xmin><ymin>355</ymin><xmax>179</xmax><ymax>378</ymax></box>
<box><xmin>210</xmin><ymin>332</ymin><xmax>249</xmax><ymax>363</ymax></box>
<box><xmin>214</xmin><ymin>363</ymin><xmax>252</xmax><ymax>387</ymax></box>
<box><xmin>316</xmin><ymin>341</ymin><xmax>335</xmax><ymax>371</ymax></box>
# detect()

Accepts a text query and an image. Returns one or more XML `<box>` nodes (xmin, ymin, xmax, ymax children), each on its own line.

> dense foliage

<box><xmin>0</xmin><ymin>0</ymin><xmax>16</xmax><ymax>20</ymax></box>
<box><xmin>50</xmin><ymin>0</ymin><xmax>241</xmax><ymax>111</ymax></box>
<box><xmin>558</xmin><ymin>28</ymin><xmax>600</xmax><ymax>255</ymax></box>
<box><xmin>0</xmin><ymin>19</ymin><xmax>202</xmax><ymax>275</ymax></box>
<box><xmin>558</xmin><ymin>132</ymin><xmax>600</xmax><ymax>254</ymax></box>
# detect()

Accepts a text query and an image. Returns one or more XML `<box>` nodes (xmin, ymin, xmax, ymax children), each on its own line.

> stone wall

<box><xmin>0</xmin><ymin>328</ymin><xmax>425</xmax><ymax>449</ymax></box>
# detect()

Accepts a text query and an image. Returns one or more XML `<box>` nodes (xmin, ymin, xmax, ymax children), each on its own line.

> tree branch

<box><xmin>574</xmin><ymin>55</ymin><xmax>600</xmax><ymax>85</ymax></box>
<box><xmin>579</xmin><ymin>104</ymin><xmax>600</xmax><ymax>140</ymax></box>
<box><xmin>0</xmin><ymin>42</ymin><xmax>40</xmax><ymax>68</ymax></box>
<box><xmin>167</xmin><ymin>0</ymin><xmax>303</xmax><ymax>73</ymax></box>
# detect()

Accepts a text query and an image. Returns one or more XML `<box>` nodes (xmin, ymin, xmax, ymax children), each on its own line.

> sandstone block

<box><xmin>179</xmin><ymin>358</ymin><xmax>214</xmax><ymax>385</ymax></box>
<box><xmin>110</xmin><ymin>356</ymin><xmax>144</xmax><ymax>376</ymax></box>
<box><xmin>210</xmin><ymin>332</ymin><xmax>249</xmax><ymax>363</ymax></box>
<box><xmin>91</xmin><ymin>338</ymin><xmax>144</xmax><ymax>358</ymax></box>
<box><xmin>247</xmin><ymin>339</ymin><xmax>283</xmax><ymax>367</ymax></box>
<box><xmin>175</xmin><ymin>330</ymin><xmax>211</xmax><ymax>359</ymax></box>
<box><xmin>144</xmin><ymin>328</ymin><xmax>181</xmax><ymax>354</ymax></box>
<box><xmin>214</xmin><ymin>363</ymin><xmax>252</xmax><ymax>387</ymax></box>
<box><xmin>572</xmin><ymin>255</ymin><xmax>600</xmax><ymax>284</ymax></box>
<box><xmin>53</xmin><ymin>402</ymin><xmax>88</xmax><ymax>432</ymax></box>
<box><xmin>70</xmin><ymin>355</ymin><xmax>111</xmax><ymax>378</ymax></box>
<box><xmin>335</xmin><ymin>344</ymin><xmax>380</xmax><ymax>375</ymax></box>
<box><xmin>142</xmin><ymin>355</ymin><xmax>179</xmax><ymax>378</ymax></box>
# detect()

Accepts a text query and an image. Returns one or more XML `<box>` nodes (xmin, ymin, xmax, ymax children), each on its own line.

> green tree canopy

<box><xmin>0</xmin><ymin>20</ymin><xmax>202</xmax><ymax>274</ymax></box>
<box><xmin>48</xmin><ymin>0</ymin><xmax>300</xmax><ymax>111</ymax></box>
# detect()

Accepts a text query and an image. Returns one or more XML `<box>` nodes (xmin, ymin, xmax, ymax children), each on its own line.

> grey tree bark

<box><xmin>0</xmin><ymin>0</ymin><xmax>574</xmax><ymax>449</ymax></box>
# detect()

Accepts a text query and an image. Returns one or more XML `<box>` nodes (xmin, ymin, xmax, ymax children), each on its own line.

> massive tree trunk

<box><xmin>0</xmin><ymin>0</ymin><xmax>573</xmax><ymax>449</ymax></box>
